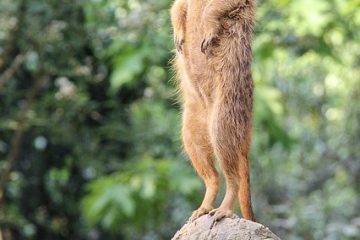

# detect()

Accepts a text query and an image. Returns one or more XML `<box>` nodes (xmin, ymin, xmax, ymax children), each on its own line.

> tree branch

<box><xmin>0</xmin><ymin>54</ymin><xmax>24</xmax><ymax>91</ymax></box>
<box><xmin>0</xmin><ymin>73</ymin><xmax>48</xmax><ymax>240</ymax></box>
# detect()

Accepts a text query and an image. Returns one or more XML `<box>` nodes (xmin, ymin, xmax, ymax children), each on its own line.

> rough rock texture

<box><xmin>172</xmin><ymin>214</ymin><xmax>281</xmax><ymax>240</ymax></box>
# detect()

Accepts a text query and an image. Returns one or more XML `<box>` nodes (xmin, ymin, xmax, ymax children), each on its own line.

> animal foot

<box><xmin>209</xmin><ymin>207</ymin><xmax>235</xmax><ymax>221</ymax></box>
<box><xmin>189</xmin><ymin>206</ymin><xmax>213</xmax><ymax>221</ymax></box>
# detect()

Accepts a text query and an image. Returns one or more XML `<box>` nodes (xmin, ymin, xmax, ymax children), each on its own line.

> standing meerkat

<box><xmin>170</xmin><ymin>0</ymin><xmax>256</xmax><ymax>222</ymax></box>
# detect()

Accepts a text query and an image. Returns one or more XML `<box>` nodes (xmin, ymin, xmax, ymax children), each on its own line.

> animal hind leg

<box><xmin>182</xmin><ymin>103</ymin><xmax>220</xmax><ymax>221</ymax></box>
<box><xmin>209</xmin><ymin>104</ymin><xmax>252</xmax><ymax>221</ymax></box>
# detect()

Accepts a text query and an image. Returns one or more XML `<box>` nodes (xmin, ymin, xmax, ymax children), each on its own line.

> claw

<box><xmin>209</xmin><ymin>208</ymin><xmax>234</xmax><ymax>222</ymax></box>
<box><xmin>174</xmin><ymin>35</ymin><xmax>184</xmax><ymax>53</ymax></box>
<box><xmin>201</xmin><ymin>36</ymin><xmax>213</xmax><ymax>54</ymax></box>
<box><xmin>200</xmin><ymin>39</ymin><xmax>207</xmax><ymax>54</ymax></box>
<box><xmin>200</xmin><ymin>30</ymin><xmax>218</xmax><ymax>54</ymax></box>
<box><xmin>189</xmin><ymin>206</ymin><xmax>213</xmax><ymax>222</ymax></box>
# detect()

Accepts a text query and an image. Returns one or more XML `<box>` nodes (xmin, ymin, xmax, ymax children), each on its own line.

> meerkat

<box><xmin>170</xmin><ymin>0</ymin><xmax>256</xmax><ymax>222</ymax></box>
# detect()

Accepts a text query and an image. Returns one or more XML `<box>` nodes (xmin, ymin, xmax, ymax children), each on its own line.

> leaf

<box><xmin>82</xmin><ymin>179</ymin><xmax>135</xmax><ymax>228</ymax></box>
<box><xmin>109</xmin><ymin>48</ymin><xmax>146</xmax><ymax>93</ymax></box>
<box><xmin>113</xmin><ymin>185</ymin><xmax>135</xmax><ymax>217</ymax></box>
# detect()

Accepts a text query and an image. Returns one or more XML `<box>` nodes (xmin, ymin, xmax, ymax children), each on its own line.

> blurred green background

<box><xmin>0</xmin><ymin>0</ymin><xmax>359</xmax><ymax>239</ymax></box>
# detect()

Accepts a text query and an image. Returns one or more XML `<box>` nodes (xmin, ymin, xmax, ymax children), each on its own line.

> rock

<box><xmin>172</xmin><ymin>214</ymin><xmax>281</xmax><ymax>240</ymax></box>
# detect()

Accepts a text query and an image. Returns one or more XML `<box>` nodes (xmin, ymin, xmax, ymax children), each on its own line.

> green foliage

<box><xmin>82</xmin><ymin>158</ymin><xmax>200</xmax><ymax>236</ymax></box>
<box><xmin>0</xmin><ymin>0</ymin><xmax>359</xmax><ymax>239</ymax></box>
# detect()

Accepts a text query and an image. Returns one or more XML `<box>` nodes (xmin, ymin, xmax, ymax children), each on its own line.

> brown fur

<box><xmin>171</xmin><ymin>0</ymin><xmax>256</xmax><ymax>222</ymax></box>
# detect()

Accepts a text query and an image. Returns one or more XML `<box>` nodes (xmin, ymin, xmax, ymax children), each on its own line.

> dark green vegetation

<box><xmin>0</xmin><ymin>0</ymin><xmax>359</xmax><ymax>239</ymax></box>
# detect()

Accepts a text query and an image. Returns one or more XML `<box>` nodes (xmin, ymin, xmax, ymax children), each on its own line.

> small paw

<box><xmin>209</xmin><ymin>207</ymin><xmax>235</xmax><ymax>221</ymax></box>
<box><xmin>201</xmin><ymin>32</ymin><xmax>216</xmax><ymax>54</ymax></box>
<box><xmin>200</xmin><ymin>24</ymin><xmax>220</xmax><ymax>54</ymax></box>
<box><xmin>189</xmin><ymin>206</ymin><xmax>213</xmax><ymax>221</ymax></box>
<box><xmin>174</xmin><ymin>34</ymin><xmax>184</xmax><ymax>53</ymax></box>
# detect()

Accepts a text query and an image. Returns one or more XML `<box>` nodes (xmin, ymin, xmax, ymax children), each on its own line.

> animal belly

<box><xmin>180</xmin><ymin>1</ymin><xmax>215</xmax><ymax>105</ymax></box>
